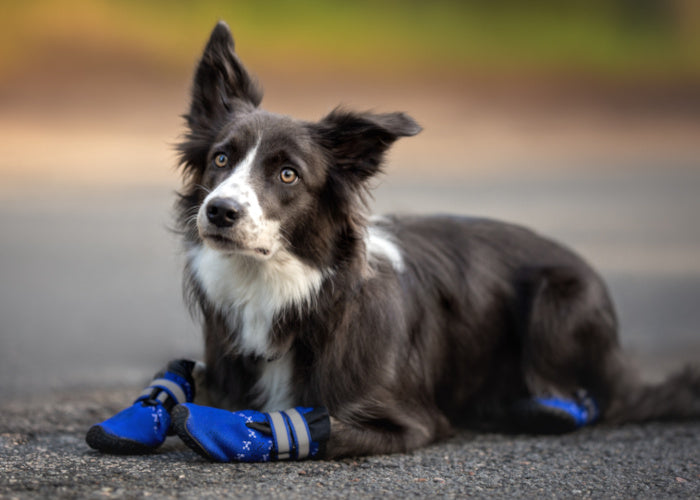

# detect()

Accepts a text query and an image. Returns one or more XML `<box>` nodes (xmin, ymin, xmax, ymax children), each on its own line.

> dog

<box><xmin>87</xmin><ymin>21</ymin><xmax>699</xmax><ymax>461</ymax></box>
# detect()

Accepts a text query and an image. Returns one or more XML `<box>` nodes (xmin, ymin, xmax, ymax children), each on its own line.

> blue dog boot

<box><xmin>513</xmin><ymin>390</ymin><xmax>599</xmax><ymax>434</ymax></box>
<box><xmin>86</xmin><ymin>359</ymin><xmax>196</xmax><ymax>454</ymax></box>
<box><xmin>172</xmin><ymin>404</ymin><xmax>330</xmax><ymax>462</ymax></box>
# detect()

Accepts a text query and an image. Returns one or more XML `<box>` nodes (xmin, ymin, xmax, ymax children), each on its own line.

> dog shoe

<box><xmin>512</xmin><ymin>390</ymin><xmax>599</xmax><ymax>434</ymax></box>
<box><xmin>172</xmin><ymin>403</ymin><xmax>330</xmax><ymax>462</ymax></box>
<box><xmin>86</xmin><ymin>359</ymin><xmax>196</xmax><ymax>454</ymax></box>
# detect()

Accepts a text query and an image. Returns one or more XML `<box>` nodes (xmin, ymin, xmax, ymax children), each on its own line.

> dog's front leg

<box><xmin>190</xmin><ymin>360</ymin><xmax>215</xmax><ymax>406</ymax></box>
<box><xmin>172</xmin><ymin>404</ymin><xmax>444</xmax><ymax>461</ymax></box>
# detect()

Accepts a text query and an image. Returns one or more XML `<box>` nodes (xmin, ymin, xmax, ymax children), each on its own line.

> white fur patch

<box><xmin>366</xmin><ymin>223</ymin><xmax>404</xmax><ymax>273</ymax></box>
<box><xmin>189</xmin><ymin>244</ymin><xmax>325</xmax><ymax>358</ymax></box>
<box><xmin>254</xmin><ymin>353</ymin><xmax>295</xmax><ymax>412</ymax></box>
<box><xmin>198</xmin><ymin>139</ymin><xmax>282</xmax><ymax>256</ymax></box>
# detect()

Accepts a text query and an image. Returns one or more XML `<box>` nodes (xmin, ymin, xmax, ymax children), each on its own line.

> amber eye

<box><xmin>280</xmin><ymin>167</ymin><xmax>298</xmax><ymax>184</ymax></box>
<box><xmin>213</xmin><ymin>153</ymin><xmax>228</xmax><ymax>168</ymax></box>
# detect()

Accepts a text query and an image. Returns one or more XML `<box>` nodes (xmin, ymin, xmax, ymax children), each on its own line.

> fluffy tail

<box><xmin>603</xmin><ymin>358</ymin><xmax>700</xmax><ymax>424</ymax></box>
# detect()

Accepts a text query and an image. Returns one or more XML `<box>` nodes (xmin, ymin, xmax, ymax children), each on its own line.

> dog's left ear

<box><xmin>188</xmin><ymin>21</ymin><xmax>263</xmax><ymax>129</ymax></box>
<box><xmin>314</xmin><ymin>109</ymin><xmax>421</xmax><ymax>182</ymax></box>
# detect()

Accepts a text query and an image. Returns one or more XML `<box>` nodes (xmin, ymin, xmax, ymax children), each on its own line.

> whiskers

<box><xmin>278</xmin><ymin>227</ymin><xmax>294</xmax><ymax>250</ymax></box>
<box><xmin>195</xmin><ymin>184</ymin><xmax>212</xmax><ymax>195</ymax></box>
<box><xmin>184</xmin><ymin>208</ymin><xmax>201</xmax><ymax>228</ymax></box>
<box><xmin>180</xmin><ymin>184</ymin><xmax>211</xmax><ymax>232</ymax></box>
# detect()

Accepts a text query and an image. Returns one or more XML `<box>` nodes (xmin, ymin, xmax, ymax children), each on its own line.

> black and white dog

<box><xmin>89</xmin><ymin>21</ymin><xmax>699</xmax><ymax>460</ymax></box>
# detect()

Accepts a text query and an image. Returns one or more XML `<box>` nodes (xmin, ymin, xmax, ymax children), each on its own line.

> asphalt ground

<box><xmin>1</xmin><ymin>388</ymin><xmax>699</xmax><ymax>499</ymax></box>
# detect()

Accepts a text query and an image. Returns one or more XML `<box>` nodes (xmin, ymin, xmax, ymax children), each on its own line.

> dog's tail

<box><xmin>602</xmin><ymin>354</ymin><xmax>700</xmax><ymax>424</ymax></box>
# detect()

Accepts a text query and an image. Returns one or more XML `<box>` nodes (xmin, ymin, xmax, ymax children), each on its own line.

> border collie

<box><xmin>87</xmin><ymin>21</ymin><xmax>699</xmax><ymax>461</ymax></box>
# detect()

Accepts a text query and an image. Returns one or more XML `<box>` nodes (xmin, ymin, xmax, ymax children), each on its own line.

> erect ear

<box><xmin>314</xmin><ymin>108</ymin><xmax>421</xmax><ymax>182</ymax></box>
<box><xmin>187</xmin><ymin>21</ymin><xmax>263</xmax><ymax>129</ymax></box>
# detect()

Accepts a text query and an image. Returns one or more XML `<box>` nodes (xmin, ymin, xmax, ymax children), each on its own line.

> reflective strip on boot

<box><xmin>267</xmin><ymin>411</ymin><xmax>292</xmax><ymax>460</ymax></box>
<box><xmin>284</xmin><ymin>408</ymin><xmax>311</xmax><ymax>459</ymax></box>
<box><xmin>138</xmin><ymin>378</ymin><xmax>188</xmax><ymax>405</ymax></box>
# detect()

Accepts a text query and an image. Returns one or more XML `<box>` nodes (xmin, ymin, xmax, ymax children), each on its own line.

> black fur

<box><xmin>175</xmin><ymin>21</ymin><xmax>700</xmax><ymax>458</ymax></box>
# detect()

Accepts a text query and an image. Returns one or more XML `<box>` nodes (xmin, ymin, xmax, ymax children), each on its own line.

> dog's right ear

<box><xmin>313</xmin><ymin>109</ymin><xmax>421</xmax><ymax>184</ymax></box>
<box><xmin>187</xmin><ymin>21</ymin><xmax>263</xmax><ymax>130</ymax></box>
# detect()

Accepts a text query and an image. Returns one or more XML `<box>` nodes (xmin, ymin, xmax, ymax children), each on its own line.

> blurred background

<box><xmin>1</xmin><ymin>0</ymin><xmax>699</xmax><ymax>399</ymax></box>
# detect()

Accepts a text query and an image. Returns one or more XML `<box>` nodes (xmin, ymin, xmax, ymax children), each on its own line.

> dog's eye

<box><xmin>280</xmin><ymin>168</ymin><xmax>298</xmax><ymax>184</ymax></box>
<box><xmin>213</xmin><ymin>153</ymin><xmax>228</xmax><ymax>168</ymax></box>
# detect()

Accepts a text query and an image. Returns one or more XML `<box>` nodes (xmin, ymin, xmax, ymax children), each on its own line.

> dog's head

<box><xmin>178</xmin><ymin>22</ymin><xmax>420</xmax><ymax>267</ymax></box>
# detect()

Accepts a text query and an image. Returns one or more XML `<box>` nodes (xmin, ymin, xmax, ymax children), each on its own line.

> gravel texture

<box><xmin>1</xmin><ymin>388</ymin><xmax>698</xmax><ymax>499</ymax></box>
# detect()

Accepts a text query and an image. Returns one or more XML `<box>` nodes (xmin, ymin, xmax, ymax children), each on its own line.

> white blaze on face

<box><xmin>198</xmin><ymin>138</ymin><xmax>281</xmax><ymax>257</ymax></box>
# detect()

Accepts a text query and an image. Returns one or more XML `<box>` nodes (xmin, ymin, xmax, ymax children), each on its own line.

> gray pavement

<box><xmin>1</xmin><ymin>388</ymin><xmax>699</xmax><ymax>498</ymax></box>
<box><xmin>1</xmin><ymin>167</ymin><xmax>699</xmax><ymax>497</ymax></box>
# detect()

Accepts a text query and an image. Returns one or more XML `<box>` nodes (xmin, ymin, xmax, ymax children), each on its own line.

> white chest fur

<box><xmin>254</xmin><ymin>353</ymin><xmax>295</xmax><ymax>411</ymax></box>
<box><xmin>189</xmin><ymin>245</ymin><xmax>325</xmax><ymax>358</ymax></box>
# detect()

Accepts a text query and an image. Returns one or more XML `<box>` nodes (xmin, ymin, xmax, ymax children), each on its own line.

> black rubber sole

<box><xmin>170</xmin><ymin>405</ymin><xmax>217</xmax><ymax>461</ymax></box>
<box><xmin>85</xmin><ymin>425</ymin><xmax>158</xmax><ymax>455</ymax></box>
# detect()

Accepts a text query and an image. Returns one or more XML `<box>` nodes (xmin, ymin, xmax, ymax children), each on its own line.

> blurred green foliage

<box><xmin>1</xmin><ymin>0</ymin><xmax>698</xmax><ymax>80</ymax></box>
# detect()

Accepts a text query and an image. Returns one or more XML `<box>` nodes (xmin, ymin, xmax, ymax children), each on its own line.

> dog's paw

<box><xmin>86</xmin><ymin>400</ymin><xmax>171</xmax><ymax>454</ymax></box>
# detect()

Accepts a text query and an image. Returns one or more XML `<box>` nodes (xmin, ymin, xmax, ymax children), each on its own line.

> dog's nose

<box><xmin>206</xmin><ymin>198</ymin><xmax>240</xmax><ymax>227</ymax></box>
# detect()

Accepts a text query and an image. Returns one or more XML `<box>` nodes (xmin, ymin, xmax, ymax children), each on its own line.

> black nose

<box><xmin>206</xmin><ymin>198</ymin><xmax>240</xmax><ymax>227</ymax></box>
